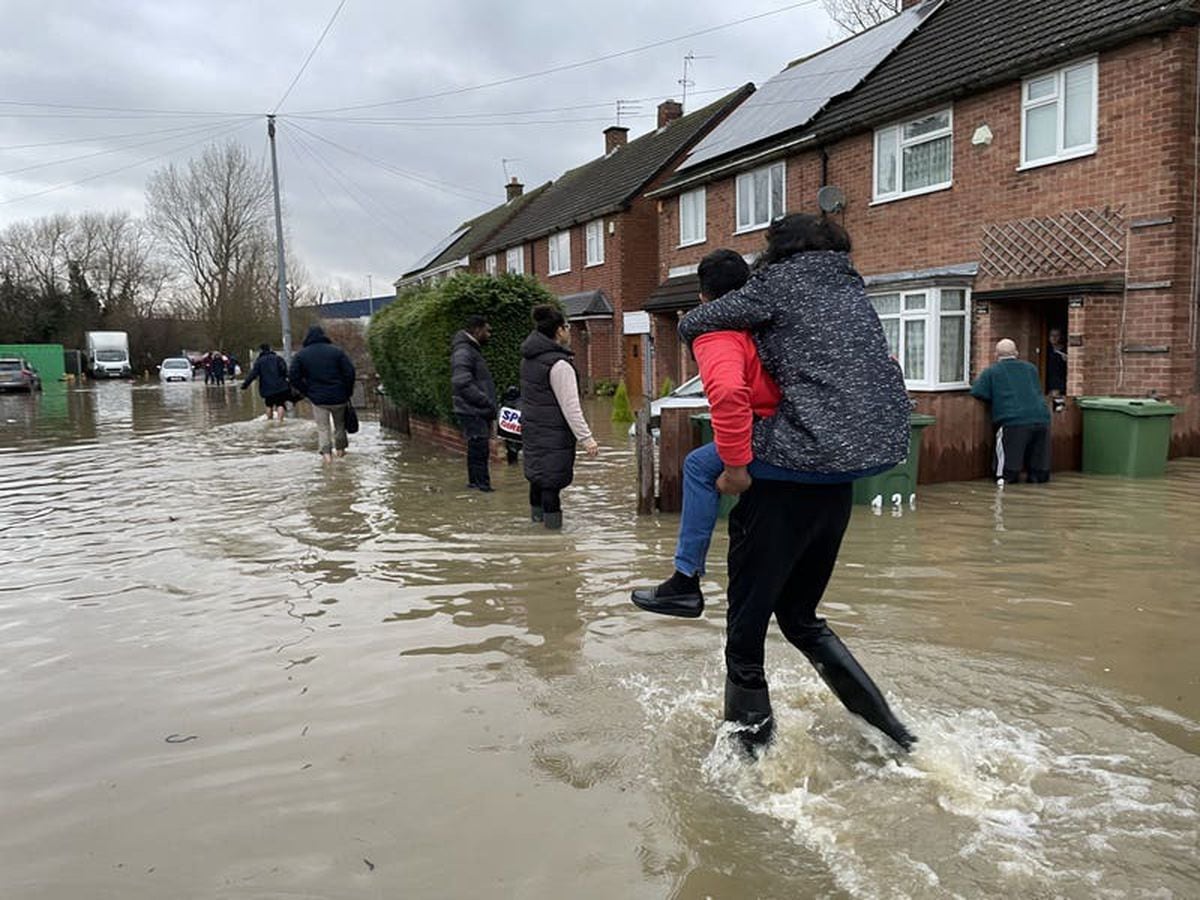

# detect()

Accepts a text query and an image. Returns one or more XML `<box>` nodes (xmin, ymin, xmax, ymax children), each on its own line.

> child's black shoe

<box><xmin>630</xmin><ymin>571</ymin><xmax>704</xmax><ymax>618</ymax></box>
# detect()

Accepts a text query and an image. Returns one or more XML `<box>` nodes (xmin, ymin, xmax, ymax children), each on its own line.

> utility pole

<box><xmin>267</xmin><ymin>115</ymin><xmax>293</xmax><ymax>360</ymax></box>
<box><xmin>367</xmin><ymin>273</ymin><xmax>374</xmax><ymax>318</ymax></box>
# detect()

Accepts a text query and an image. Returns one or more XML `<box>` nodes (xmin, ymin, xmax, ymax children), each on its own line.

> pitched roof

<box><xmin>643</xmin><ymin>274</ymin><xmax>700</xmax><ymax>313</ymax></box>
<box><xmin>678</xmin><ymin>0</ymin><xmax>941</xmax><ymax>172</ymax></box>
<box><xmin>558</xmin><ymin>289</ymin><xmax>614</xmax><ymax>318</ymax></box>
<box><xmin>655</xmin><ymin>0</ymin><xmax>1199</xmax><ymax>193</ymax></box>
<box><xmin>398</xmin><ymin>182</ymin><xmax>551</xmax><ymax>280</ymax></box>
<box><xmin>810</xmin><ymin>0</ymin><xmax>1199</xmax><ymax>142</ymax></box>
<box><xmin>476</xmin><ymin>85</ymin><xmax>754</xmax><ymax>255</ymax></box>
<box><xmin>314</xmin><ymin>296</ymin><xmax>396</xmax><ymax>319</ymax></box>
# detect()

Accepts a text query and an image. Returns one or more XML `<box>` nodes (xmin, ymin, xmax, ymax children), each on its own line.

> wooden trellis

<box><xmin>980</xmin><ymin>207</ymin><xmax>1125</xmax><ymax>278</ymax></box>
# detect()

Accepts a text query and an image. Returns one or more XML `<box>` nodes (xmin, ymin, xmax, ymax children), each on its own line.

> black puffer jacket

<box><xmin>288</xmin><ymin>325</ymin><xmax>356</xmax><ymax>406</ymax></box>
<box><xmin>241</xmin><ymin>349</ymin><xmax>289</xmax><ymax>398</ymax></box>
<box><xmin>450</xmin><ymin>330</ymin><xmax>496</xmax><ymax>419</ymax></box>
<box><xmin>679</xmin><ymin>251</ymin><xmax>909</xmax><ymax>474</ymax></box>
<box><xmin>520</xmin><ymin>330</ymin><xmax>577</xmax><ymax>490</ymax></box>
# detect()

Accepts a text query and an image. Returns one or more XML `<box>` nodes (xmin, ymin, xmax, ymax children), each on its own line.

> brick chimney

<box><xmin>505</xmin><ymin>177</ymin><xmax>523</xmax><ymax>201</ymax></box>
<box><xmin>604</xmin><ymin>125</ymin><xmax>629</xmax><ymax>154</ymax></box>
<box><xmin>657</xmin><ymin>99</ymin><xmax>683</xmax><ymax>128</ymax></box>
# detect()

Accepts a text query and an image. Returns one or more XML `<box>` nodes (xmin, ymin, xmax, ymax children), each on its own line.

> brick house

<box><xmin>469</xmin><ymin>87</ymin><xmax>753</xmax><ymax>396</ymax></box>
<box><xmin>394</xmin><ymin>179</ymin><xmax>550</xmax><ymax>291</ymax></box>
<box><xmin>646</xmin><ymin>0</ymin><xmax>1200</xmax><ymax>480</ymax></box>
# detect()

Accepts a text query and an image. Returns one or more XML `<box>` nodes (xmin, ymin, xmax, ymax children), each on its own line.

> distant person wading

<box><xmin>451</xmin><ymin>315</ymin><xmax>497</xmax><ymax>492</ymax></box>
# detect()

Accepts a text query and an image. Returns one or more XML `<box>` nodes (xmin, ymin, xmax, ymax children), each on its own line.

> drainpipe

<box><xmin>820</xmin><ymin>146</ymin><xmax>829</xmax><ymax>189</ymax></box>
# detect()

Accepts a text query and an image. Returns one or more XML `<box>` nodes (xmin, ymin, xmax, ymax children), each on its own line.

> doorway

<box><xmin>623</xmin><ymin>334</ymin><xmax>647</xmax><ymax>404</ymax></box>
<box><xmin>987</xmin><ymin>297</ymin><xmax>1068</xmax><ymax>394</ymax></box>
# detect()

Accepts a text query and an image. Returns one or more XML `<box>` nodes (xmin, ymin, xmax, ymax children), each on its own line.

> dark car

<box><xmin>0</xmin><ymin>357</ymin><xmax>42</xmax><ymax>393</ymax></box>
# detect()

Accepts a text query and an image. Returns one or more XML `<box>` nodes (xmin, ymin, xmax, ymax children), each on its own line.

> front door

<box><xmin>623</xmin><ymin>334</ymin><xmax>645</xmax><ymax>405</ymax></box>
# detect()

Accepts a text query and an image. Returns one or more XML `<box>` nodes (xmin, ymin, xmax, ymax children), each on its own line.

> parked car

<box><xmin>0</xmin><ymin>357</ymin><xmax>42</xmax><ymax>393</ymax></box>
<box><xmin>159</xmin><ymin>357</ymin><xmax>193</xmax><ymax>383</ymax></box>
<box><xmin>628</xmin><ymin>374</ymin><xmax>709</xmax><ymax>437</ymax></box>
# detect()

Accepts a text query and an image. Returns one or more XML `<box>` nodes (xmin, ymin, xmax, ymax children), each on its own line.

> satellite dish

<box><xmin>817</xmin><ymin>185</ymin><xmax>846</xmax><ymax>213</ymax></box>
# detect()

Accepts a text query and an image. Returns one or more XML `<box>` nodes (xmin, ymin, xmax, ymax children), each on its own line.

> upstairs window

<box><xmin>735</xmin><ymin>162</ymin><xmax>784</xmax><ymax>231</ymax></box>
<box><xmin>484</xmin><ymin>254</ymin><xmax>497</xmax><ymax>276</ymax></box>
<box><xmin>585</xmin><ymin>219</ymin><xmax>605</xmax><ymax>266</ymax></box>
<box><xmin>548</xmin><ymin>230</ymin><xmax>571</xmax><ymax>275</ymax></box>
<box><xmin>506</xmin><ymin>245</ymin><xmax>524</xmax><ymax>275</ymax></box>
<box><xmin>679</xmin><ymin>187</ymin><xmax>706</xmax><ymax>246</ymax></box>
<box><xmin>1021</xmin><ymin>58</ymin><xmax>1097</xmax><ymax>168</ymax></box>
<box><xmin>870</xmin><ymin>287</ymin><xmax>969</xmax><ymax>390</ymax></box>
<box><xmin>874</xmin><ymin>108</ymin><xmax>953</xmax><ymax>202</ymax></box>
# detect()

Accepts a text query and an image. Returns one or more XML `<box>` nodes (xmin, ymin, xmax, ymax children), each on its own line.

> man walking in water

<box><xmin>971</xmin><ymin>338</ymin><xmax>1052</xmax><ymax>485</ymax></box>
<box><xmin>289</xmin><ymin>325</ymin><xmax>357</xmax><ymax>464</ymax></box>
<box><xmin>677</xmin><ymin>215</ymin><xmax>916</xmax><ymax>756</ymax></box>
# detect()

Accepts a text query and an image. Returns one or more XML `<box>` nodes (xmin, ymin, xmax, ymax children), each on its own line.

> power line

<box><xmin>291</xmin><ymin>0</ymin><xmax>821</xmax><ymax>115</ymax></box>
<box><xmin>0</xmin><ymin>117</ymin><xmax>256</xmax><ymax>177</ymax></box>
<box><xmin>273</xmin><ymin>0</ymin><xmax>350</xmax><ymax>114</ymax></box>
<box><xmin>0</xmin><ymin>118</ymin><xmax>257</xmax><ymax>207</ymax></box>
<box><xmin>285</xmin><ymin>124</ymin><xmax>438</xmax><ymax>243</ymax></box>
<box><xmin>0</xmin><ymin>120</ymin><xmax>258</xmax><ymax>152</ymax></box>
<box><xmin>0</xmin><ymin>98</ymin><xmax>252</xmax><ymax>117</ymax></box>
<box><xmin>287</xmin><ymin>121</ymin><xmax>497</xmax><ymax>203</ymax></box>
<box><xmin>284</xmin><ymin>113</ymin><xmax>655</xmax><ymax>129</ymax></box>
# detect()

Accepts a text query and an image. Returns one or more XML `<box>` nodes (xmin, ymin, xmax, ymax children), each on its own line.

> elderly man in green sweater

<box><xmin>971</xmin><ymin>338</ymin><xmax>1052</xmax><ymax>485</ymax></box>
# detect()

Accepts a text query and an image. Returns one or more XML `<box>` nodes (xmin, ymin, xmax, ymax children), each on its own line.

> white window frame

<box><xmin>870</xmin><ymin>286</ymin><xmax>971</xmax><ymax>391</ymax></box>
<box><xmin>872</xmin><ymin>107</ymin><xmax>954</xmax><ymax>203</ymax></box>
<box><xmin>678</xmin><ymin>187</ymin><xmax>707</xmax><ymax>247</ymax></box>
<box><xmin>734</xmin><ymin>162</ymin><xmax>785</xmax><ymax>233</ymax></box>
<box><xmin>1019</xmin><ymin>57</ymin><xmax>1099</xmax><ymax>170</ymax></box>
<box><xmin>484</xmin><ymin>254</ymin><xmax>497</xmax><ymax>276</ymax></box>
<box><xmin>548</xmin><ymin>230</ymin><xmax>571</xmax><ymax>275</ymax></box>
<box><xmin>505</xmin><ymin>245</ymin><xmax>524</xmax><ymax>275</ymax></box>
<box><xmin>585</xmin><ymin>219</ymin><xmax>605</xmax><ymax>267</ymax></box>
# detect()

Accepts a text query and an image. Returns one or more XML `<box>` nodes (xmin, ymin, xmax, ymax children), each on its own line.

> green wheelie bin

<box><xmin>851</xmin><ymin>412</ymin><xmax>936</xmax><ymax>507</ymax></box>
<box><xmin>691</xmin><ymin>411</ymin><xmax>936</xmax><ymax>515</ymax></box>
<box><xmin>1078</xmin><ymin>397</ymin><xmax>1179</xmax><ymax>477</ymax></box>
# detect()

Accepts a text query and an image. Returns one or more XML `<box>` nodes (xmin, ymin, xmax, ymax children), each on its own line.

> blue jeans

<box><xmin>674</xmin><ymin>443</ymin><xmax>882</xmax><ymax>577</ymax></box>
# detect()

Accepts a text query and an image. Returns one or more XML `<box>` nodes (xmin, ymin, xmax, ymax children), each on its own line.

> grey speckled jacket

<box><xmin>678</xmin><ymin>251</ymin><xmax>910</xmax><ymax>475</ymax></box>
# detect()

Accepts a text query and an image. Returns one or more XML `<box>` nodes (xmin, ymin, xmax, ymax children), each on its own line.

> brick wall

<box><xmin>656</xmin><ymin>28</ymin><xmax>1199</xmax><ymax>405</ymax></box>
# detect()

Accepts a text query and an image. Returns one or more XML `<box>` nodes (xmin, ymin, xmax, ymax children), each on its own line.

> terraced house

<box><xmin>468</xmin><ymin>87</ymin><xmax>753</xmax><ymax>394</ymax></box>
<box><xmin>647</xmin><ymin>0</ymin><xmax>1200</xmax><ymax>480</ymax></box>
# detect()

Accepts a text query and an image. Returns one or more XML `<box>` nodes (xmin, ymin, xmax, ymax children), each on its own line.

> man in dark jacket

<box><xmin>241</xmin><ymin>343</ymin><xmax>292</xmax><ymax>421</ymax></box>
<box><xmin>289</xmin><ymin>325</ymin><xmax>357</xmax><ymax>463</ymax></box>
<box><xmin>450</xmin><ymin>315</ymin><xmax>497</xmax><ymax>491</ymax></box>
<box><xmin>971</xmin><ymin>338</ymin><xmax>1052</xmax><ymax>485</ymax></box>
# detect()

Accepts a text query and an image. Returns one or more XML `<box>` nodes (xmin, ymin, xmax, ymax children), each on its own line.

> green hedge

<box><xmin>368</xmin><ymin>272</ymin><xmax>558</xmax><ymax>424</ymax></box>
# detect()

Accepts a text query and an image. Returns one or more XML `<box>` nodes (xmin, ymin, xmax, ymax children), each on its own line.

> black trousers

<box><xmin>528</xmin><ymin>482</ymin><xmax>561</xmax><ymax>514</ymax></box>
<box><xmin>460</xmin><ymin>415</ymin><xmax>491</xmax><ymax>487</ymax></box>
<box><xmin>995</xmin><ymin>423</ymin><xmax>1050</xmax><ymax>483</ymax></box>
<box><xmin>725</xmin><ymin>480</ymin><xmax>853</xmax><ymax>690</ymax></box>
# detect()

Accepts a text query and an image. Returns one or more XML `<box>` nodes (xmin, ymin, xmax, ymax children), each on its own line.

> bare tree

<box><xmin>823</xmin><ymin>0</ymin><xmax>901</xmax><ymax>34</ymax></box>
<box><xmin>146</xmin><ymin>140</ymin><xmax>275</xmax><ymax>349</ymax></box>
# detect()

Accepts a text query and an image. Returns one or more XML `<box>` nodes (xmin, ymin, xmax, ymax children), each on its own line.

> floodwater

<box><xmin>1</xmin><ymin>382</ymin><xmax>1197</xmax><ymax>900</ymax></box>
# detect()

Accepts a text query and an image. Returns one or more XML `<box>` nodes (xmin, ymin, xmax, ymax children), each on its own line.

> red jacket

<box><xmin>692</xmin><ymin>331</ymin><xmax>781</xmax><ymax>467</ymax></box>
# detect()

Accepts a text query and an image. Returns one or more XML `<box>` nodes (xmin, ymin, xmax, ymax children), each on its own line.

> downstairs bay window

<box><xmin>870</xmin><ymin>287</ymin><xmax>969</xmax><ymax>389</ymax></box>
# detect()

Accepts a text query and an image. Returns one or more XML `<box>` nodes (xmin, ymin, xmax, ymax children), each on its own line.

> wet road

<box><xmin>1</xmin><ymin>382</ymin><xmax>1197</xmax><ymax>899</ymax></box>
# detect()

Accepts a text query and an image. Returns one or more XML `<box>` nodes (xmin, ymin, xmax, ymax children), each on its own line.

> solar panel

<box><xmin>679</xmin><ymin>1</ymin><xmax>942</xmax><ymax>171</ymax></box>
<box><xmin>405</xmin><ymin>226</ymin><xmax>471</xmax><ymax>273</ymax></box>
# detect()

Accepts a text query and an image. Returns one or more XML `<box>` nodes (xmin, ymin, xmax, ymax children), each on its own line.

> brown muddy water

<box><xmin>1</xmin><ymin>381</ymin><xmax>1197</xmax><ymax>900</ymax></box>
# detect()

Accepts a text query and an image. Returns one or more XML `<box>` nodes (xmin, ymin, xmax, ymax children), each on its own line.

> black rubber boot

<box><xmin>723</xmin><ymin>677</ymin><xmax>774</xmax><ymax>756</ymax></box>
<box><xmin>794</xmin><ymin>623</ymin><xmax>917</xmax><ymax>751</ymax></box>
<box><xmin>530</xmin><ymin>506</ymin><xmax>544</xmax><ymax>522</ymax></box>
<box><xmin>630</xmin><ymin>571</ymin><xmax>704</xmax><ymax>618</ymax></box>
<box><xmin>543</xmin><ymin>511</ymin><xmax>563</xmax><ymax>530</ymax></box>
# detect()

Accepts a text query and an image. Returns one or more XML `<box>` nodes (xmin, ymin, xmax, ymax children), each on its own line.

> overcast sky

<box><xmin>0</xmin><ymin>0</ymin><xmax>838</xmax><ymax>298</ymax></box>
